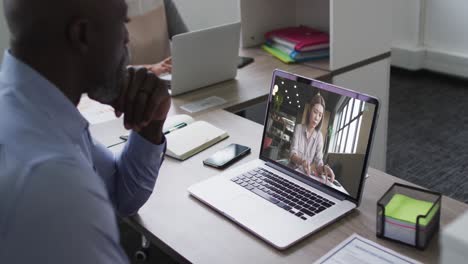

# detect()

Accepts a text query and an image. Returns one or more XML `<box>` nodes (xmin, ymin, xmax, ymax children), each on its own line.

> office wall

<box><xmin>392</xmin><ymin>0</ymin><xmax>468</xmax><ymax>77</ymax></box>
<box><xmin>424</xmin><ymin>0</ymin><xmax>468</xmax><ymax>55</ymax></box>
<box><xmin>423</xmin><ymin>0</ymin><xmax>468</xmax><ymax>77</ymax></box>
<box><xmin>0</xmin><ymin>1</ymin><xmax>9</xmax><ymax>62</ymax></box>
<box><xmin>391</xmin><ymin>0</ymin><xmax>425</xmax><ymax>70</ymax></box>
<box><xmin>392</xmin><ymin>0</ymin><xmax>421</xmax><ymax>48</ymax></box>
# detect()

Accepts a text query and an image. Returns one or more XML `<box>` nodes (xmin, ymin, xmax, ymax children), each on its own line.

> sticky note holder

<box><xmin>376</xmin><ymin>183</ymin><xmax>442</xmax><ymax>249</ymax></box>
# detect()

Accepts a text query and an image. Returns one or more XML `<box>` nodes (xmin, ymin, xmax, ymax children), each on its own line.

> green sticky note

<box><xmin>385</xmin><ymin>193</ymin><xmax>438</xmax><ymax>226</ymax></box>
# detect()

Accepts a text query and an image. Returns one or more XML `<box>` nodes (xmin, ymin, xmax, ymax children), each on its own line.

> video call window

<box><xmin>262</xmin><ymin>76</ymin><xmax>376</xmax><ymax>198</ymax></box>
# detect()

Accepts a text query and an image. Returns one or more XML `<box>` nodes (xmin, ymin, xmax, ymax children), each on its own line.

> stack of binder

<box><xmin>262</xmin><ymin>25</ymin><xmax>330</xmax><ymax>64</ymax></box>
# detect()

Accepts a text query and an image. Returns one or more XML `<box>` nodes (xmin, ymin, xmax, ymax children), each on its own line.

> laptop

<box><xmin>160</xmin><ymin>22</ymin><xmax>241</xmax><ymax>96</ymax></box>
<box><xmin>188</xmin><ymin>69</ymin><xmax>380</xmax><ymax>249</ymax></box>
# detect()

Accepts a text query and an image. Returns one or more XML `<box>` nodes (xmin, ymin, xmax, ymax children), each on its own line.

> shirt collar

<box><xmin>1</xmin><ymin>50</ymin><xmax>89</xmax><ymax>141</ymax></box>
<box><xmin>303</xmin><ymin>125</ymin><xmax>317</xmax><ymax>140</ymax></box>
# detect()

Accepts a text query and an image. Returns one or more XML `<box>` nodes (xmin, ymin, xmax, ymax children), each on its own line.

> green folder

<box><xmin>385</xmin><ymin>194</ymin><xmax>438</xmax><ymax>226</ymax></box>
<box><xmin>262</xmin><ymin>44</ymin><xmax>295</xmax><ymax>64</ymax></box>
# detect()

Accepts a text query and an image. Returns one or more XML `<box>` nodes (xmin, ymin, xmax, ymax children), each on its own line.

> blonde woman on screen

<box><xmin>289</xmin><ymin>93</ymin><xmax>335</xmax><ymax>184</ymax></box>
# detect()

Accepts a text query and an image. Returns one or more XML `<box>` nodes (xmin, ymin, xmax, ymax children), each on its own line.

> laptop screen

<box><xmin>260</xmin><ymin>70</ymin><xmax>379</xmax><ymax>202</ymax></box>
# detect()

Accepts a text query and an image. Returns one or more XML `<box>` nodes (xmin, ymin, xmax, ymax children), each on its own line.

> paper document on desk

<box><xmin>78</xmin><ymin>95</ymin><xmax>117</xmax><ymax>125</ymax></box>
<box><xmin>314</xmin><ymin>234</ymin><xmax>421</xmax><ymax>264</ymax></box>
<box><xmin>180</xmin><ymin>96</ymin><xmax>226</xmax><ymax>113</ymax></box>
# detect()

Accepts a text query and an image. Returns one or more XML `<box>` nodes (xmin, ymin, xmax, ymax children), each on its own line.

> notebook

<box><xmin>164</xmin><ymin>115</ymin><xmax>229</xmax><ymax>160</ymax></box>
<box><xmin>188</xmin><ymin>69</ymin><xmax>380</xmax><ymax>249</ymax></box>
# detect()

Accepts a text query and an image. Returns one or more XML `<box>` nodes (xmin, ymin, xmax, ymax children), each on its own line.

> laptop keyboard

<box><xmin>231</xmin><ymin>168</ymin><xmax>335</xmax><ymax>221</ymax></box>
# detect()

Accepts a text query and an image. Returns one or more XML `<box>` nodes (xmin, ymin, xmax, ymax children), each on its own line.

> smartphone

<box><xmin>237</xmin><ymin>56</ymin><xmax>254</xmax><ymax>69</ymax></box>
<box><xmin>203</xmin><ymin>143</ymin><xmax>251</xmax><ymax>169</ymax></box>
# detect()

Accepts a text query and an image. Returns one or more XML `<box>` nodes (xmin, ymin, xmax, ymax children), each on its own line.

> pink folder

<box><xmin>265</xmin><ymin>26</ymin><xmax>329</xmax><ymax>51</ymax></box>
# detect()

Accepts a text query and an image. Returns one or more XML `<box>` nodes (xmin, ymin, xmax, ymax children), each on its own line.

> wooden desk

<box><xmin>168</xmin><ymin>47</ymin><xmax>329</xmax><ymax>116</ymax></box>
<box><xmin>109</xmin><ymin>109</ymin><xmax>467</xmax><ymax>264</ymax></box>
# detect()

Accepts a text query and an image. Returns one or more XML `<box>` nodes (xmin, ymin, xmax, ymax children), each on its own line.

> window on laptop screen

<box><xmin>261</xmin><ymin>75</ymin><xmax>377</xmax><ymax>199</ymax></box>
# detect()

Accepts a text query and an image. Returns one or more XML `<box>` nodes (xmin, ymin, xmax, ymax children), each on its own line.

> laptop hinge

<box><xmin>265</xmin><ymin>161</ymin><xmax>348</xmax><ymax>201</ymax></box>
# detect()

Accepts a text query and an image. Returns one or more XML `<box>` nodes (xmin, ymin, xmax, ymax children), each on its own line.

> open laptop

<box><xmin>188</xmin><ymin>69</ymin><xmax>380</xmax><ymax>249</ymax></box>
<box><xmin>161</xmin><ymin>22</ymin><xmax>241</xmax><ymax>96</ymax></box>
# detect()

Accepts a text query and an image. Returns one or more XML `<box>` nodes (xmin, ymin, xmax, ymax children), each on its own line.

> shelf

<box><xmin>240</xmin><ymin>0</ymin><xmax>391</xmax><ymax>71</ymax></box>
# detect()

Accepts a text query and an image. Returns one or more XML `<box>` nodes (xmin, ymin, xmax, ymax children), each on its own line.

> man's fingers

<box><xmin>133</xmin><ymin>76</ymin><xmax>158</xmax><ymax>126</ymax></box>
<box><xmin>132</xmin><ymin>90</ymin><xmax>150</xmax><ymax>128</ymax></box>
<box><xmin>113</xmin><ymin>67</ymin><xmax>132</xmax><ymax>113</ymax></box>
<box><xmin>124</xmin><ymin>67</ymin><xmax>147</xmax><ymax>128</ymax></box>
<box><xmin>143</xmin><ymin>78</ymin><xmax>171</xmax><ymax>123</ymax></box>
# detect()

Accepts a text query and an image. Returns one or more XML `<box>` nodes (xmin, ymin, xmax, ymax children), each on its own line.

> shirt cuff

<box><xmin>125</xmin><ymin>131</ymin><xmax>166</xmax><ymax>164</ymax></box>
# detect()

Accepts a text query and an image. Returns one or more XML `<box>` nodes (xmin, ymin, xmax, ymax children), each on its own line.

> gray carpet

<box><xmin>387</xmin><ymin>68</ymin><xmax>468</xmax><ymax>203</ymax></box>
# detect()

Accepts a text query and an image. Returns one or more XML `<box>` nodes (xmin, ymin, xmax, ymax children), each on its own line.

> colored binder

<box><xmin>265</xmin><ymin>26</ymin><xmax>329</xmax><ymax>51</ymax></box>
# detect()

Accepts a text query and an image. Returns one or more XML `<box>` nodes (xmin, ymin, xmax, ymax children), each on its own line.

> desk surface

<box><xmin>168</xmin><ymin>48</ymin><xmax>329</xmax><ymax>116</ymax></box>
<box><xmin>107</xmin><ymin>109</ymin><xmax>467</xmax><ymax>264</ymax></box>
<box><xmin>94</xmin><ymin>48</ymin><xmax>467</xmax><ymax>263</ymax></box>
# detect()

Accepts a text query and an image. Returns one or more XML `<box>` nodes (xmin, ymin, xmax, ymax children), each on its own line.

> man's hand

<box><xmin>143</xmin><ymin>57</ymin><xmax>172</xmax><ymax>76</ymax></box>
<box><xmin>113</xmin><ymin>66</ymin><xmax>171</xmax><ymax>144</ymax></box>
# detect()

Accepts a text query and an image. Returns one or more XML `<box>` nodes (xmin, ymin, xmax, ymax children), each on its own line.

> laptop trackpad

<box><xmin>224</xmin><ymin>194</ymin><xmax>295</xmax><ymax>247</ymax></box>
<box><xmin>224</xmin><ymin>194</ymin><xmax>274</xmax><ymax>224</ymax></box>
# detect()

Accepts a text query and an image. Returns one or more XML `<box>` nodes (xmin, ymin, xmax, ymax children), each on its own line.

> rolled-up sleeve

<box><xmin>114</xmin><ymin>131</ymin><xmax>166</xmax><ymax>216</ymax></box>
<box><xmin>313</xmin><ymin>132</ymin><xmax>324</xmax><ymax>167</ymax></box>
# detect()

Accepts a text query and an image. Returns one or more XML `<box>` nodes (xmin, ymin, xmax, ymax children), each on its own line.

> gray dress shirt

<box><xmin>290</xmin><ymin>124</ymin><xmax>324</xmax><ymax>168</ymax></box>
<box><xmin>0</xmin><ymin>51</ymin><xmax>165</xmax><ymax>263</ymax></box>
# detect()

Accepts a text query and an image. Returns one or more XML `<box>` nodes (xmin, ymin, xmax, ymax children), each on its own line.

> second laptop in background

<box><xmin>161</xmin><ymin>22</ymin><xmax>241</xmax><ymax>96</ymax></box>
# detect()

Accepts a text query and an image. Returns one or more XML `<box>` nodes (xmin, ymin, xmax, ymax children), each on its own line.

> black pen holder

<box><xmin>376</xmin><ymin>183</ymin><xmax>441</xmax><ymax>249</ymax></box>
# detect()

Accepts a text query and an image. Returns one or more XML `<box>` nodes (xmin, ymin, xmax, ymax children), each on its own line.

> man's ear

<box><xmin>67</xmin><ymin>19</ymin><xmax>90</xmax><ymax>53</ymax></box>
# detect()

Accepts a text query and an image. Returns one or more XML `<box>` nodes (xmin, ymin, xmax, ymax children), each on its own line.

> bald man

<box><xmin>0</xmin><ymin>0</ymin><xmax>170</xmax><ymax>263</ymax></box>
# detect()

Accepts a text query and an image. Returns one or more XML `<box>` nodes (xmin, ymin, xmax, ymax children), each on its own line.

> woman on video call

<box><xmin>289</xmin><ymin>93</ymin><xmax>336</xmax><ymax>184</ymax></box>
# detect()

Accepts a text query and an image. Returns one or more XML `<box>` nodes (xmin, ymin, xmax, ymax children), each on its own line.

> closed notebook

<box><xmin>265</xmin><ymin>26</ymin><xmax>329</xmax><ymax>51</ymax></box>
<box><xmin>165</xmin><ymin>115</ymin><xmax>229</xmax><ymax>160</ymax></box>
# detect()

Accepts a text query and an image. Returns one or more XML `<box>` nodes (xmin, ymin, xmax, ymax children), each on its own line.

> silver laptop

<box><xmin>188</xmin><ymin>69</ymin><xmax>380</xmax><ymax>249</ymax></box>
<box><xmin>161</xmin><ymin>22</ymin><xmax>241</xmax><ymax>96</ymax></box>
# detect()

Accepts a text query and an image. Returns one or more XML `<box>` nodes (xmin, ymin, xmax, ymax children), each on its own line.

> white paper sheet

<box><xmin>78</xmin><ymin>95</ymin><xmax>117</xmax><ymax>125</ymax></box>
<box><xmin>180</xmin><ymin>96</ymin><xmax>226</xmax><ymax>113</ymax></box>
<box><xmin>314</xmin><ymin>234</ymin><xmax>421</xmax><ymax>264</ymax></box>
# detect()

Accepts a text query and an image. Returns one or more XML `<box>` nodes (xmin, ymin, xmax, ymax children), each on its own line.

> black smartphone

<box><xmin>237</xmin><ymin>56</ymin><xmax>254</xmax><ymax>69</ymax></box>
<box><xmin>203</xmin><ymin>143</ymin><xmax>251</xmax><ymax>169</ymax></box>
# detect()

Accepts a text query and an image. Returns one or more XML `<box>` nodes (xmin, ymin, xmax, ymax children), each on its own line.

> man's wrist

<box><xmin>137</xmin><ymin>120</ymin><xmax>165</xmax><ymax>145</ymax></box>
